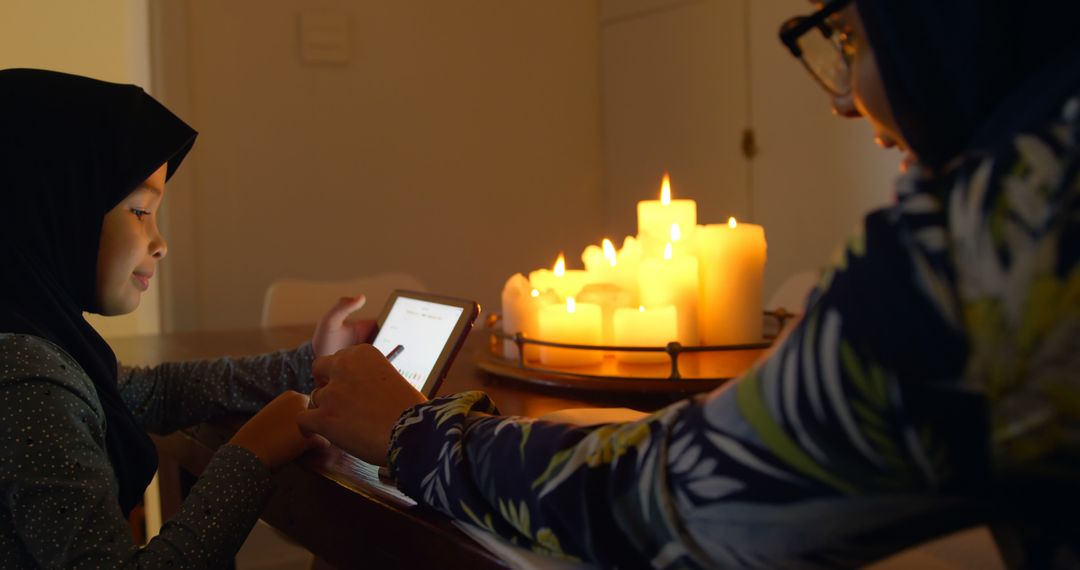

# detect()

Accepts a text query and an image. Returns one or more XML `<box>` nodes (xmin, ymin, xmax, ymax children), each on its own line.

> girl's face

<box><xmin>95</xmin><ymin>163</ymin><xmax>168</xmax><ymax>315</ymax></box>
<box><xmin>828</xmin><ymin>4</ymin><xmax>914</xmax><ymax>169</ymax></box>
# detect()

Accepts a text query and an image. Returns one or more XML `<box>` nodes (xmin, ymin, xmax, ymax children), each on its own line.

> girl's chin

<box><xmin>94</xmin><ymin>293</ymin><xmax>141</xmax><ymax>316</ymax></box>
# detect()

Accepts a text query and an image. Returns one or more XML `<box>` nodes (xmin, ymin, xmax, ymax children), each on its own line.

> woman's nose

<box><xmin>831</xmin><ymin>93</ymin><xmax>861</xmax><ymax>118</ymax></box>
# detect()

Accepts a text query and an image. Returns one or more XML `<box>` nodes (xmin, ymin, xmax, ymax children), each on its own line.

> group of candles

<box><xmin>501</xmin><ymin>174</ymin><xmax>767</xmax><ymax>367</ymax></box>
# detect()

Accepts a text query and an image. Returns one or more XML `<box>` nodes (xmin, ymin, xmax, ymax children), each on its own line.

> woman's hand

<box><xmin>312</xmin><ymin>295</ymin><xmax>377</xmax><ymax>358</ymax></box>
<box><xmin>229</xmin><ymin>391</ymin><xmax>330</xmax><ymax>469</ymax></box>
<box><xmin>298</xmin><ymin>344</ymin><xmax>427</xmax><ymax>465</ymax></box>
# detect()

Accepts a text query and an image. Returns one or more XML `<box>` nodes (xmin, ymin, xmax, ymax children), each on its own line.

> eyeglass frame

<box><xmin>778</xmin><ymin>0</ymin><xmax>855</xmax><ymax>97</ymax></box>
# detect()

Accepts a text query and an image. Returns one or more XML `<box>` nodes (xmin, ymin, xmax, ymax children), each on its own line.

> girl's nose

<box><xmin>151</xmin><ymin>233</ymin><xmax>168</xmax><ymax>260</ymax></box>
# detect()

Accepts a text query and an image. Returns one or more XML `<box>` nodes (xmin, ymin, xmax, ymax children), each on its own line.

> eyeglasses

<box><xmin>779</xmin><ymin>0</ymin><xmax>854</xmax><ymax>97</ymax></box>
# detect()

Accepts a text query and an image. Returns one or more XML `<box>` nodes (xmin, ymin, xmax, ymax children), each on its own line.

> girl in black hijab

<box><xmin>0</xmin><ymin>69</ymin><xmax>363</xmax><ymax>567</ymax></box>
<box><xmin>0</xmin><ymin>67</ymin><xmax>196</xmax><ymax>520</ymax></box>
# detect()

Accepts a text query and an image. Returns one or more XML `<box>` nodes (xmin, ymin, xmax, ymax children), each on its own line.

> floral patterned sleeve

<box><xmin>389</xmin><ymin>97</ymin><xmax>1080</xmax><ymax>568</ymax></box>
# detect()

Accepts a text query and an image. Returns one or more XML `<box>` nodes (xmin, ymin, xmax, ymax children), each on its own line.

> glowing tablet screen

<box><xmin>371</xmin><ymin>296</ymin><xmax>464</xmax><ymax>392</ymax></box>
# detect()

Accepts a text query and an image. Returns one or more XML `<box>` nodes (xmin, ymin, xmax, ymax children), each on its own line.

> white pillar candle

<box><xmin>696</xmin><ymin>217</ymin><xmax>767</xmax><ymax>345</ymax></box>
<box><xmin>529</xmin><ymin>253</ymin><xmax>591</xmax><ymax>300</ymax></box>
<box><xmin>638</xmin><ymin>242</ymin><xmax>699</xmax><ymax>346</ymax></box>
<box><xmin>576</xmin><ymin>282</ymin><xmax>635</xmax><ymax>347</ymax></box>
<box><xmin>500</xmin><ymin>273</ymin><xmax>533</xmax><ymax>359</ymax></box>
<box><xmin>616</xmin><ymin>236</ymin><xmax>642</xmax><ymax>302</ymax></box>
<box><xmin>537</xmin><ymin>297</ymin><xmax>603</xmax><ymax>367</ymax></box>
<box><xmin>500</xmin><ymin>274</ymin><xmax>559</xmax><ymax>362</ymax></box>
<box><xmin>581</xmin><ymin>238</ymin><xmax>619</xmax><ymax>284</ymax></box>
<box><xmin>637</xmin><ymin>174</ymin><xmax>696</xmax><ymax>242</ymax></box>
<box><xmin>612</xmin><ymin>305</ymin><xmax>678</xmax><ymax>364</ymax></box>
<box><xmin>582</xmin><ymin>238</ymin><xmax>640</xmax><ymax>305</ymax></box>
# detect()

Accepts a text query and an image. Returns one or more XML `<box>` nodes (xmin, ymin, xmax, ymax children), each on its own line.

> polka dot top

<box><xmin>0</xmin><ymin>333</ymin><xmax>316</xmax><ymax>568</ymax></box>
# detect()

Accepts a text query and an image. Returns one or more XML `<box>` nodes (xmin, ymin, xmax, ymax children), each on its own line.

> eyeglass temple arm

<box><xmin>778</xmin><ymin>0</ymin><xmax>853</xmax><ymax>57</ymax></box>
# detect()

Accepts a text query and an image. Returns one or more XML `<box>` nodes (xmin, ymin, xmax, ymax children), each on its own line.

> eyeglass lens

<box><xmin>797</xmin><ymin>26</ymin><xmax>849</xmax><ymax>95</ymax></box>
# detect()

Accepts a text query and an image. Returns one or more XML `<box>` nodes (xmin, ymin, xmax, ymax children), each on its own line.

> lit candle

<box><xmin>576</xmin><ymin>282</ymin><xmax>635</xmax><ymax>348</ymax></box>
<box><xmin>637</xmin><ymin>173</ymin><xmax>696</xmax><ymax>242</ymax></box>
<box><xmin>537</xmin><ymin>297</ymin><xmax>603</xmax><ymax>367</ymax></box>
<box><xmin>612</xmin><ymin>305</ymin><xmax>677</xmax><ymax>364</ymax></box>
<box><xmin>616</xmin><ymin>236</ymin><xmax>642</xmax><ymax>301</ymax></box>
<box><xmin>500</xmin><ymin>274</ymin><xmax>558</xmax><ymax>361</ymax></box>
<box><xmin>581</xmin><ymin>238</ymin><xmax>639</xmax><ymax>304</ymax></box>
<box><xmin>529</xmin><ymin>253</ymin><xmax>591</xmax><ymax>300</ymax></box>
<box><xmin>638</xmin><ymin>242</ymin><xmax>699</xmax><ymax>346</ymax></box>
<box><xmin>696</xmin><ymin>217</ymin><xmax>767</xmax><ymax>345</ymax></box>
<box><xmin>581</xmin><ymin>238</ymin><xmax>619</xmax><ymax>283</ymax></box>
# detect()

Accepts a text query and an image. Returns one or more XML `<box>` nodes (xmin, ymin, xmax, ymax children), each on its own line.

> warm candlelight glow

<box><xmin>539</xmin><ymin>296</ymin><xmax>603</xmax><ymax>366</ymax></box>
<box><xmin>602</xmin><ymin>238</ymin><xmax>617</xmax><ymax>266</ymax></box>
<box><xmin>698</xmin><ymin>220</ymin><xmax>767</xmax><ymax>345</ymax></box>
<box><xmin>614</xmin><ymin>304</ymin><xmax>678</xmax><ymax>363</ymax></box>
<box><xmin>638</xmin><ymin>173</ymin><xmax>694</xmax><ymax>241</ymax></box>
<box><xmin>509</xmin><ymin>170</ymin><xmax>767</xmax><ymax>369</ymax></box>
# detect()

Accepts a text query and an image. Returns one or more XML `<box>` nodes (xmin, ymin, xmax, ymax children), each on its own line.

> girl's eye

<box><xmin>130</xmin><ymin>208</ymin><xmax>151</xmax><ymax>221</ymax></box>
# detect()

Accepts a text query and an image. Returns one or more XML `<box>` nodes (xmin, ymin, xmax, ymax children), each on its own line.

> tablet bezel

<box><xmin>370</xmin><ymin>289</ymin><xmax>480</xmax><ymax>398</ymax></box>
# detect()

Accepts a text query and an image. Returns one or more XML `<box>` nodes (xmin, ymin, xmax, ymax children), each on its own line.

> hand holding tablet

<box><xmin>368</xmin><ymin>290</ymin><xmax>479</xmax><ymax>397</ymax></box>
<box><xmin>300</xmin><ymin>291</ymin><xmax>479</xmax><ymax>465</ymax></box>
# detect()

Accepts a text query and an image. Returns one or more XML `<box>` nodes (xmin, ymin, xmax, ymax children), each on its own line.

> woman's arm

<box><xmin>389</xmin><ymin>194</ymin><xmax>988</xmax><ymax>568</ymax></box>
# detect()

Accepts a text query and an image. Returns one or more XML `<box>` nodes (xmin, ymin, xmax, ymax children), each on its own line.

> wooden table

<box><xmin>110</xmin><ymin>326</ymin><xmax>703</xmax><ymax>568</ymax></box>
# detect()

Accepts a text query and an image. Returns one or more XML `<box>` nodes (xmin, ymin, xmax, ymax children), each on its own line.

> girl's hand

<box><xmin>229</xmin><ymin>391</ymin><xmax>330</xmax><ymax>469</ymax></box>
<box><xmin>312</xmin><ymin>295</ymin><xmax>376</xmax><ymax>358</ymax></box>
<box><xmin>298</xmin><ymin>344</ymin><xmax>427</xmax><ymax>465</ymax></box>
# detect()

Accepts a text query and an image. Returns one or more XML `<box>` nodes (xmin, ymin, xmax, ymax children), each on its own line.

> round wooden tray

<box><xmin>476</xmin><ymin>342</ymin><xmax>767</xmax><ymax>396</ymax></box>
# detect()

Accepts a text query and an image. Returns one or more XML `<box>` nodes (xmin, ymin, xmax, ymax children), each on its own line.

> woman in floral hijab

<box><xmin>303</xmin><ymin>0</ymin><xmax>1080</xmax><ymax>566</ymax></box>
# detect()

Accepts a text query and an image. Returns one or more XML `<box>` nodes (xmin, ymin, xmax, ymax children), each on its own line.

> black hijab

<box><xmin>0</xmin><ymin>69</ymin><xmax>197</xmax><ymax>515</ymax></box>
<box><xmin>854</xmin><ymin>0</ymin><xmax>1080</xmax><ymax>170</ymax></box>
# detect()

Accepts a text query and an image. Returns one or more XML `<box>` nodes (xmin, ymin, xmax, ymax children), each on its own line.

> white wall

<box><xmin>0</xmin><ymin>0</ymin><xmax>161</xmax><ymax>338</ymax></box>
<box><xmin>154</xmin><ymin>0</ymin><xmax>604</xmax><ymax>331</ymax></box>
<box><xmin>59</xmin><ymin>0</ymin><xmax>905</xmax><ymax>332</ymax></box>
<box><xmin>601</xmin><ymin>0</ymin><xmax>750</xmax><ymax>239</ymax></box>
<box><xmin>749</xmin><ymin>0</ymin><xmax>900</xmax><ymax>297</ymax></box>
<box><xmin>601</xmin><ymin>0</ymin><xmax>901</xmax><ymax>305</ymax></box>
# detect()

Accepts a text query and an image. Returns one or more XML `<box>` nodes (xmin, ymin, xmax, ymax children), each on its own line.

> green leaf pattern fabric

<box><xmin>389</xmin><ymin>95</ymin><xmax>1080</xmax><ymax>568</ymax></box>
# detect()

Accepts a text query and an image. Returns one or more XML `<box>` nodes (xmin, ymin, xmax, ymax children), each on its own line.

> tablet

<box><xmin>370</xmin><ymin>290</ymin><xmax>480</xmax><ymax>398</ymax></box>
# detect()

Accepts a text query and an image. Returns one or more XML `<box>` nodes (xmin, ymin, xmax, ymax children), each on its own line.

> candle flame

<box><xmin>566</xmin><ymin>296</ymin><xmax>576</xmax><ymax>313</ymax></box>
<box><xmin>670</xmin><ymin>223</ymin><xmax>681</xmax><ymax>241</ymax></box>
<box><xmin>728</xmin><ymin>216</ymin><xmax>737</xmax><ymax>229</ymax></box>
<box><xmin>660</xmin><ymin>173</ymin><xmax>671</xmax><ymax>205</ymax></box>
<box><xmin>602</xmin><ymin>238</ymin><xmax>617</xmax><ymax>266</ymax></box>
<box><xmin>638</xmin><ymin>305</ymin><xmax>645</xmax><ymax>312</ymax></box>
<box><xmin>554</xmin><ymin>253</ymin><xmax>566</xmax><ymax>276</ymax></box>
<box><xmin>664</xmin><ymin>243</ymin><xmax>673</xmax><ymax>260</ymax></box>
<box><xmin>530</xmin><ymin>289</ymin><xmax>540</xmax><ymax>298</ymax></box>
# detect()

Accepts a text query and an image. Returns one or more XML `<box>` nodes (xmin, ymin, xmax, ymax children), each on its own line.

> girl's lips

<box><xmin>132</xmin><ymin>273</ymin><xmax>151</xmax><ymax>291</ymax></box>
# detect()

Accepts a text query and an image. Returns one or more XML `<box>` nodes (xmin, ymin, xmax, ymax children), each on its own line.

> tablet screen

<box><xmin>371</xmin><ymin>296</ymin><xmax>465</xmax><ymax>392</ymax></box>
